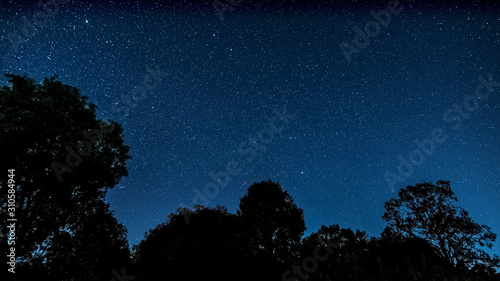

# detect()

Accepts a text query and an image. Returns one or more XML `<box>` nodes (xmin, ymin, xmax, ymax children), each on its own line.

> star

<box><xmin>3</xmin><ymin>0</ymin><xmax>498</xmax><ymax>260</ymax></box>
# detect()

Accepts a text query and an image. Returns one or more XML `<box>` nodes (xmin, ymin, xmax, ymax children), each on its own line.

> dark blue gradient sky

<box><xmin>1</xmin><ymin>0</ymin><xmax>499</xmax><ymax>256</ymax></box>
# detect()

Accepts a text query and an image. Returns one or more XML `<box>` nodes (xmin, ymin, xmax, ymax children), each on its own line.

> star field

<box><xmin>1</xmin><ymin>0</ymin><xmax>499</xmax><ymax>257</ymax></box>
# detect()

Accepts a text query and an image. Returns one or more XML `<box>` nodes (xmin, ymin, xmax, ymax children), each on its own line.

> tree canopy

<box><xmin>1</xmin><ymin>74</ymin><xmax>499</xmax><ymax>281</ymax></box>
<box><xmin>0</xmin><ymin>74</ymin><xmax>131</xmax><ymax>280</ymax></box>
<box><xmin>383</xmin><ymin>180</ymin><xmax>500</xmax><ymax>271</ymax></box>
<box><xmin>238</xmin><ymin>179</ymin><xmax>306</xmax><ymax>264</ymax></box>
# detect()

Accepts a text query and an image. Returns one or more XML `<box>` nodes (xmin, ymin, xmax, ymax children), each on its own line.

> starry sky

<box><xmin>1</xmin><ymin>0</ymin><xmax>499</xmax><ymax>255</ymax></box>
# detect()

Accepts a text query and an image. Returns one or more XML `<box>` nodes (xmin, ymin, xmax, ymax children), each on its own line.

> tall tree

<box><xmin>382</xmin><ymin>180</ymin><xmax>499</xmax><ymax>271</ymax></box>
<box><xmin>238</xmin><ymin>179</ymin><xmax>306</xmax><ymax>264</ymax></box>
<box><xmin>0</xmin><ymin>74</ymin><xmax>131</xmax><ymax>278</ymax></box>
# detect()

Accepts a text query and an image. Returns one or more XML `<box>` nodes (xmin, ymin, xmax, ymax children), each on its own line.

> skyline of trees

<box><xmin>1</xmin><ymin>75</ymin><xmax>499</xmax><ymax>280</ymax></box>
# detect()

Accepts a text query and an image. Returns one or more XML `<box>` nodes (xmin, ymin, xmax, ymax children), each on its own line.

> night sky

<box><xmin>1</xmin><ymin>0</ymin><xmax>499</xmax><ymax>256</ymax></box>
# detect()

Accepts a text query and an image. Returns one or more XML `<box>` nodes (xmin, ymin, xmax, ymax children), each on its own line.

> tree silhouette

<box><xmin>238</xmin><ymin>179</ymin><xmax>306</xmax><ymax>264</ymax></box>
<box><xmin>297</xmin><ymin>225</ymin><xmax>367</xmax><ymax>281</ymax></box>
<box><xmin>0</xmin><ymin>74</ymin><xmax>131</xmax><ymax>279</ymax></box>
<box><xmin>131</xmin><ymin>179</ymin><xmax>500</xmax><ymax>281</ymax></box>
<box><xmin>383</xmin><ymin>180</ymin><xmax>499</xmax><ymax>272</ymax></box>
<box><xmin>25</xmin><ymin>199</ymin><xmax>130</xmax><ymax>281</ymax></box>
<box><xmin>364</xmin><ymin>227</ymin><xmax>451</xmax><ymax>281</ymax></box>
<box><xmin>4</xmin><ymin>83</ymin><xmax>498</xmax><ymax>281</ymax></box>
<box><xmin>133</xmin><ymin>205</ymin><xmax>248</xmax><ymax>281</ymax></box>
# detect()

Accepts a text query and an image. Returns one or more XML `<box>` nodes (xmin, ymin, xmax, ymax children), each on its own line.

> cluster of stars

<box><xmin>0</xmin><ymin>1</ymin><xmax>498</xmax><ymax>252</ymax></box>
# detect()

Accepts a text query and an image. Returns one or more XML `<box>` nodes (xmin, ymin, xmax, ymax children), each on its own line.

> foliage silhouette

<box><xmin>383</xmin><ymin>180</ymin><xmax>500</xmax><ymax>271</ymax></box>
<box><xmin>0</xmin><ymin>75</ymin><xmax>131</xmax><ymax>280</ymax></box>
<box><xmin>364</xmin><ymin>227</ymin><xmax>452</xmax><ymax>281</ymax></box>
<box><xmin>133</xmin><ymin>205</ymin><xmax>278</xmax><ymax>281</ymax></box>
<box><xmin>23</xmin><ymin>199</ymin><xmax>131</xmax><ymax>281</ymax></box>
<box><xmin>296</xmin><ymin>225</ymin><xmax>369</xmax><ymax>281</ymax></box>
<box><xmin>1</xmin><ymin>76</ymin><xmax>498</xmax><ymax>280</ymax></box>
<box><xmin>238</xmin><ymin>179</ymin><xmax>306</xmax><ymax>265</ymax></box>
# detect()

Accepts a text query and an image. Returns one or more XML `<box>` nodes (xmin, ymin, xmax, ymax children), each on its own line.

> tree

<box><xmin>133</xmin><ymin>205</ymin><xmax>248</xmax><ymax>281</ymax></box>
<box><xmin>382</xmin><ymin>180</ymin><xmax>499</xmax><ymax>271</ymax></box>
<box><xmin>0</xmin><ymin>74</ymin><xmax>131</xmax><ymax>278</ymax></box>
<box><xmin>238</xmin><ymin>179</ymin><xmax>306</xmax><ymax>264</ymax></box>
<box><xmin>297</xmin><ymin>225</ymin><xmax>368</xmax><ymax>281</ymax></box>
<box><xmin>23</xmin><ymin>199</ymin><xmax>131</xmax><ymax>281</ymax></box>
<box><xmin>365</xmin><ymin>227</ymin><xmax>451</xmax><ymax>281</ymax></box>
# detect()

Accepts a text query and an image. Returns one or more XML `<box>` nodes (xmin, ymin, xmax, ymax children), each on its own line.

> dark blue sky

<box><xmin>1</xmin><ymin>0</ymin><xmax>499</xmax><ymax>256</ymax></box>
